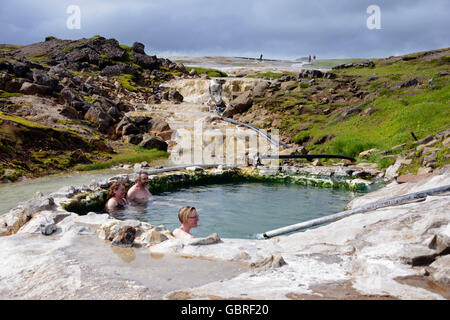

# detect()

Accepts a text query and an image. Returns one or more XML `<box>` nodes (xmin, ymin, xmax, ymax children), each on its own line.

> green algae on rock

<box><xmin>61</xmin><ymin>167</ymin><xmax>372</xmax><ymax>215</ymax></box>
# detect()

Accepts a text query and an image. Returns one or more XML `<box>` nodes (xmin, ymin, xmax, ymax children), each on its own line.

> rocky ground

<box><xmin>0</xmin><ymin>168</ymin><xmax>448</xmax><ymax>299</ymax></box>
<box><xmin>215</xmin><ymin>48</ymin><xmax>450</xmax><ymax>179</ymax></box>
<box><xmin>0</xmin><ymin>36</ymin><xmax>205</xmax><ymax>181</ymax></box>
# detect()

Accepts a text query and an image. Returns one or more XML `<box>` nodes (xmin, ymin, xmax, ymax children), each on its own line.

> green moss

<box><xmin>248</xmin><ymin>72</ymin><xmax>284</xmax><ymax>79</ymax></box>
<box><xmin>114</xmin><ymin>74</ymin><xmax>138</xmax><ymax>92</ymax></box>
<box><xmin>63</xmin><ymin>46</ymin><xmax>75</xmax><ymax>53</ymax></box>
<box><xmin>74</xmin><ymin>147</ymin><xmax>169</xmax><ymax>171</ymax></box>
<box><xmin>28</xmin><ymin>53</ymin><xmax>51</xmax><ymax>64</ymax></box>
<box><xmin>185</xmin><ymin>66</ymin><xmax>228</xmax><ymax>77</ymax></box>
<box><xmin>61</xmin><ymin>190</ymin><xmax>109</xmax><ymax>215</ymax></box>
<box><xmin>0</xmin><ymin>90</ymin><xmax>24</xmax><ymax>98</ymax></box>
<box><xmin>82</xmin><ymin>95</ymin><xmax>98</xmax><ymax>104</ymax></box>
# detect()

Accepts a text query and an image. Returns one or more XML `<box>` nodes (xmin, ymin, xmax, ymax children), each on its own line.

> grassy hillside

<box><xmin>237</xmin><ymin>48</ymin><xmax>450</xmax><ymax>173</ymax></box>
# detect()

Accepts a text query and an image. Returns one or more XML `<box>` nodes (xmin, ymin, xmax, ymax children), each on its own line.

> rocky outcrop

<box><xmin>0</xmin><ymin>166</ymin><xmax>448</xmax><ymax>299</ymax></box>
<box><xmin>139</xmin><ymin>134</ymin><xmax>168</xmax><ymax>151</ymax></box>
<box><xmin>222</xmin><ymin>92</ymin><xmax>253</xmax><ymax>117</ymax></box>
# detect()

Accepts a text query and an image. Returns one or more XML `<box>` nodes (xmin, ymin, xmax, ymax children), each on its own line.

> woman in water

<box><xmin>172</xmin><ymin>206</ymin><xmax>199</xmax><ymax>239</ymax></box>
<box><xmin>105</xmin><ymin>182</ymin><xmax>128</xmax><ymax>213</ymax></box>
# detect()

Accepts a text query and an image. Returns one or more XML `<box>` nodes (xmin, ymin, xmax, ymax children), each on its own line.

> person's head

<box><xmin>109</xmin><ymin>182</ymin><xmax>126</xmax><ymax>199</ymax></box>
<box><xmin>135</xmin><ymin>171</ymin><xmax>149</xmax><ymax>187</ymax></box>
<box><xmin>178</xmin><ymin>206</ymin><xmax>199</xmax><ymax>228</ymax></box>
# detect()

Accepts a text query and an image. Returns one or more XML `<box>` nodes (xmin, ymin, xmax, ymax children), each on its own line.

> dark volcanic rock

<box><xmin>0</xmin><ymin>72</ymin><xmax>11</xmax><ymax>90</ymax></box>
<box><xmin>84</xmin><ymin>105</ymin><xmax>114</xmax><ymax>133</ymax></box>
<box><xmin>168</xmin><ymin>89</ymin><xmax>183</xmax><ymax>103</ymax></box>
<box><xmin>102</xmin><ymin>63</ymin><xmax>139</xmax><ymax>77</ymax></box>
<box><xmin>12</xmin><ymin>62</ymin><xmax>30</xmax><ymax>78</ymax></box>
<box><xmin>48</xmin><ymin>64</ymin><xmax>73</xmax><ymax>79</ymax></box>
<box><xmin>149</xmin><ymin>118</ymin><xmax>171</xmax><ymax>132</ymax></box>
<box><xmin>139</xmin><ymin>134</ymin><xmax>168</xmax><ymax>151</ymax></box>
<box><xmin>132</xmin><ymin>42</ymin><xmax>146</xmax><ymax>54</ymax></box>
<box><xmin>122</xmin><ymin>134</ymin><xmax>143</xmax><ymax>145</ymax></box>
<box><xmin>60</xmin><ymin>105</ymin><xmax>82</xmax><ymax>119</ymax></box>
<box><xmin>4</xmin><ymin>79</ymin><xmax>23</xmax><ymax>92</ymax></box>
<box><xmin>19</xmin><ymin>82</ymin><xmax>51</xmax><ymax>96</ymax></box>
<box><xmin>59</xmin><ymin>87</ymin><xmax>81</xmax><ymax>105</ymax></box>
<box><xmin>132</xmin><ymin>52</ymin><xmax>160</xmax><ymax>70</ymax></box>
<box><xmin>111</xmin><ymin>226</ymin><xmax>136</xmax><ymax>247</ymax></box>
<box><xmin>32</xmin><ymin>70</ymin><xmax>59</xmax><ymax>89</ymax></box>
<box><xmin>222</xmin><ymin>92</ymin><xmax>253</xmax><ymax>118</ymax></box>
<box><xmin>122</xmin><ymin>123</ymin><xmax>140</xmax><ymax>136</ymax></box>
<box><xmin>400</xmin><ymin>78</ymin><xmax>419</xmax><ymax>88</ymax></box>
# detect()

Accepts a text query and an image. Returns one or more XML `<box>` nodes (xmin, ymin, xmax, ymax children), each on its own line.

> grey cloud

<box><xmin>0</xmin><ymin>0</ymin><xmax>448</xmax><ymax>59</ymax></box>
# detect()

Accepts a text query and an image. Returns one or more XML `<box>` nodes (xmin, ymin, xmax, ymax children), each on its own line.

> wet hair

<box><xmin>178</xmin><ymin>206</ymin><xmax>197</xmax><ymax>224</ymax></box>
<box><xmin>108</xmin><ymin>182</ymin><xmax>125</xmax><ymax>199</ymax></box>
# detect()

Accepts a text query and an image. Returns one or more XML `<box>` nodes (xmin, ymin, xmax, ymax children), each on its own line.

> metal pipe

<box><xmin>262</xmin><ymin>154</ymin><xmax>356</xmax><ymax>162</ymax></box>
<box><xmin>262</xmin><ymin>184</ymin><xmax>450</xmax><ymax>239</ymax></box>
<box><xmin>217</xmin><ymin>112</ymin><xmax>291</xmax><ymax>149</ymax></box>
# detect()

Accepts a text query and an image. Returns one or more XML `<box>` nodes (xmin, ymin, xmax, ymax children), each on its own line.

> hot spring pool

<box><xmin>109</xmin><ymin>182</ymin><xmax>365</xmax><ymax>239</ymax></box>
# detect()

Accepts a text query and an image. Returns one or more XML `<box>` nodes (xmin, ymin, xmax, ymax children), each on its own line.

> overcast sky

<box><xmin>1</xmin><ymin>0</ymin><xmax>449</xmax><ymax>60</ymax></box>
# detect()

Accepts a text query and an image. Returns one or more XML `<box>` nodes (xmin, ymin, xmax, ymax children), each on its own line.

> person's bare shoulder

<box><xmin>173</xmin><ymin>228</ymin><xmax>194</xmax><ymax>239</ymax></box>
<box><xmin>105</xmin><ymin>198</ymin><xmax>117</xmax><ymax>212</ymax></box>
<box><xmin>126</xmin><ymin>185</ymin><xmax>137</xmax><ymax>198</ymax></box>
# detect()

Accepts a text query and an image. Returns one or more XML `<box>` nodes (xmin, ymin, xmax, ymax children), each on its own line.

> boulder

<box><xmin>122</xmin><ymin>123</ymin><xmax>140</xmax><ymax>136</ymax></box>
<box><xmin>1</xmin><ymin>197</ymin><xmax>55</xmax><ymax>235</ymax></box>
<box><xmin>65</xmin><ymin>47</ymin><xmax>100</xmax><ymax>65</ymax></box>
<box><xmin>250</xmin><ymin>254</ymin><xmax>287</xmax><ymax>270</ymax></box>
<box><xmin>154</xmin><ymin>130</ymin><xmax>173</xmax><ymax>141</ymax></box>
<box><xmin>132</xmin><ymin>53</ymin><xmax>159</xmax><ymax>70</ymax></box>
<box><xmin>222</xmin><ymin>92</ymin><xmax>253</xmax><ymax>118</ymax></box>
<box><xmin>139</xmin><ymin>134</ymin><xmax>168</xmax><ymax>151</ymax></box>
<box><xmin>132</xmin><ymin>42</ymin><xmax>146</xmax><ymax>54</ymax></box>
<box><xmin>417</xmin><ymin>135</ymin><xmax>435</xmax><ymax>146</ymax></box>
<box><xmin>359</xmin><ymin>148</ymin><xmax>379</xmax><ymax>158</ymax></box>
<box><xmin>111</xmin><ymin>226</ymin><xmax>136</xmax><ymax>248</ymax></box>
<box><xmin>122</xmin><ymin>134</ymin><xmax>143</xmax><ymax>145</ymax></box>
<box><xmin>70</xmin><ymin>149</ymin><xmax>90</xmax><ymax>164</ymax></box>
<box><xmin>280</xmin><ymin>81</ymin><xmax>296</xmax><ymax>91</ymax></box>
<box><xmin>340</xmin><ymin>103</ymin><xmax>364</xmax><ymax>119</ymax></box>
<box><xmin>102</xmin><ymin>63</ymin><xmax>139</xmax><ymax>77</ymax></box>
<box><xmin>97</xmin><ymin>38</ymin><xmax>126</xmax><ymax>60</ymax></box>
<box><xmin>59</xmin><ymin>87</ymin><xmax>80</xmax><ymax>105</ymax></box>
<box><xmin>89</xmin><ymin>139</ymin><xmax>114</xmax><ymax>153</ymax></box>
<box><xmin>0</xmin><ymin>72</ymin><xmax>12</xmax><ymax>90</ymax></box>
<box><xmin>115</xmin><ymin>117</ymin><xmax>131</xmax><ymax>135</ymax></box>
<box><xmin>4</xmin><ymin>79</ymin><xmax>23</xmax><ymax>92</ymax></box>
<box><xmin>59</xmin><ymin>105</ymin><xmax>82</xmax><ymax>119</ymax></box>
<box><xmin>400</xmin><ymin>78</ymin><xmax>419</xmax><ymax>88</ymax></box>
<box><xmin>84</xmin><ymin>106</ymin><xmax>114</xmax><ymax>133</ymax></box>
<box><xmin>252</xmin><ymin>81</ymin><xmax>269</xmax><ymax>97</ymax></box>
<box><xmin>32</xmin><ymin>70</ymin><xmax>59</xmax><ymax>89</ymax></box>
<box><xmin>168</xmin><ymin>89</ymin><xmax>183</xmax><ymax>103</ymax></box>
<box><xmin>48</xmin><ymin>64</ymin><xmax>73</xmax><ymax>79</ymax></box>
<box><xmin>149</xmin><ymin>118</ymin><xmax>171</xmax><ymax>132</ymax></box>
<box><xmin>423</xmin><ymin>152</ymin><xmax>437</xmax><ymax>168</ymax></box>
<box><xmin>12</xmin><ymin>62</ymin><xmax>30</xmax><ymax>77</ymax></box>
<box><xmin>19</xmin><ymin>82</ymin><xmax>51</xmax><ymax>96</ymax></box>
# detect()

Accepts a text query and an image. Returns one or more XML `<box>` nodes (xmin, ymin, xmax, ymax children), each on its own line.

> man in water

<box><xmin>127</xmin><ymin>171</ymin><xmax>152</xmax><ymax>203</ymax></box>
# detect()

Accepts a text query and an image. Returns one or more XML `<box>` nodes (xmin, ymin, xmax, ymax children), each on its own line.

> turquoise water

<box><xmin>110</xmin><ymin>182</ymin><xmax>364</xmax><ymax>239</ymax></box>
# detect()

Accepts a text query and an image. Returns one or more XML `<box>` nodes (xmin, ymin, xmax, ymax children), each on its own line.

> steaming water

<box><xmin>109</xmin><ymin>182</ymin><xmax>362</xmax><ymax>239</ymax></box>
